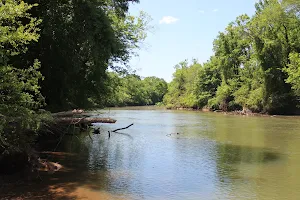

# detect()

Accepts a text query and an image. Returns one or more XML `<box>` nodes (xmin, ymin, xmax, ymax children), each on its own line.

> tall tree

<box><xmin>193</xmin><ymin>56</ymin><xmax>221</xmax><ymax>109</ymax></box>
<box><xmin>251</xmin><ymin>0</ymin><xmax>299</xmax><ymax>113</ymax></box>
<box><xmin>212</xmin><ymin>15</ymin><xmax>252</xmax><ymax>111</ymax></box>
<box><xmin>0</xmin><ymin>0</ymin><xmax>46</xmax><ymax>154</ymax></box>
<box><xmin>143</xmin><ymin>76</ymin><xmax>168</xmax><ymax>105</ymax></box>
<box><xmin>14</xmin><ymin>0</ymin><xmax>149</xmax><ymax>111</ymax></box>
<box><xmin>164</xmin><ymin>0</ymin><xmax>300</xmax><ymax>114</ymax></box>
<box><xmin>284</xmin><ymin>53</ymin><xmax>300</xmax><ymax>97</ymax></box>
<box><xmin>163</xmin><ymin>60</ymin><xmax>201</xmax><ymax>108</ymax></box>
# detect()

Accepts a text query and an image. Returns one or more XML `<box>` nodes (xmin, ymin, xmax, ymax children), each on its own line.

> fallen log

<box><xmin>52</xmin><ymin>109</ymin><xmax>85</xmax><ymax>117</ymax></box>
<box><xmin>112</xmin><ymin>123</ymin><xmax>134</xmax><ymax>132</ymax></box>
<box><xmin>56</xmin><ymin>117</ymin><xmax>117</xmax><ymax>124</ymax></box>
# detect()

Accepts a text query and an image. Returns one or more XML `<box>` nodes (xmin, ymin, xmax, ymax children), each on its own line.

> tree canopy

<box><xmin>0</xmin><ymin>0</ymin><xmax>150</xmax><ymax>155</ymax></box>
<box><xmin>106</xmin><ymin>72</ymin><xmax>167</xmax><ymax>106</ymax></box>
<box><xmin>0</xmin><ymin>0</ymin><xmax>46</xmax><ymax>154</ymax></box>
<box><xmin>164</xmin><ymin>0</ymin><xmax>300</xmax><ymax>114</ymax></box>
<box><xmin>11</xmin><ymin>0</ymin><xmax>150</xmax><ymax>111</ymax></box>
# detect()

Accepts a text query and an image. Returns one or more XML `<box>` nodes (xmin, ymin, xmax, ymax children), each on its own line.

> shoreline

<box><xmin>105</xmin><ymin>105</ymin><xmax>300</xmax><ymax>117</ymax></box>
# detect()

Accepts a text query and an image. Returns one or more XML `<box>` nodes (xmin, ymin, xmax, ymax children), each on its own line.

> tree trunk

<box><xmin>55</xmin><ymin>117</ymin><xmax>117</xmax><ymax>124</ymax></box>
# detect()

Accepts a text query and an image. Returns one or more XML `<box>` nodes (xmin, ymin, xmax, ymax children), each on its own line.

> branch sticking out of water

<box><xmin>112</xmin><ymin>123</ymin><xmax>134</xmax><ymax>132</ymax></box>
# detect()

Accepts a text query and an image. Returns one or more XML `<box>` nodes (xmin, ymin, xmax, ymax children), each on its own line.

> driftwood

<box><xmin>52</xmin><ymin>109</ymin><xmax>85</xmax><ymax>117</ymax></box>
<box><xmin>56</xmin><ymin>117</ymin><xmax>117</xmax><ymax>124</ymax></box>
<box><xmin>53</xmin><ymin>109</ymin><xmax>117</xmax><ymax>126</ymax></box>
<box><xmin>112</xmin><ymin>123</ymin><xmax>134</xmax><ymax>132</ymax></box>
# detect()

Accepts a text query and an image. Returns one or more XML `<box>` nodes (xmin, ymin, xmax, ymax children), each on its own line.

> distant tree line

<box><xmin>164</xmin><ymin>0</ymin><xmax>300</xmax><ymax>115</ymax></box>
<box><xmin>105</xmin><ymin>73</ymin><xmax>167</xmax><ymax>106</ymax></box>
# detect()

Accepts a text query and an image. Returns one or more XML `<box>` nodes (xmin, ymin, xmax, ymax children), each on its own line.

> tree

<box><xmin>284</xmin><ymin>53</ymin><xmax>300</xmax><ymax>97</ymax></box>
<box><xmin>163</xmin><ymin>60</ymin><xmax>201</xmax><ymax>108</ymax></box>
<box><xmin>0</xmin><ymin>0</ymin><xmax>47</xmax><ymax>154</ymax></box>
<box><xmin>251</xmin><ymin>0</ymin><xmax>299</xmax><ymax>113</ymax></box>
<box><xmin>212</xmin><ymin>15</ymin><xmax>252</xmax><ymax>111</ymax></box>
<box><xmin>105</xmin><ymin>73</ymin><xmax>167</xmax><ymax>107</ymax></box>
<box><xmin>164</xmin><ymin>0</ymin><xmax>300</xmax><ymax>114</ymax></box>
<box><xmin>194</xmin><ymin>57</ymin><xmax>221</xmax><ymax>109</ymax></box>
<box><xmin>14</xmin><ymin>0</ymin><xmax>150</xmax><ymax>111</ymax></box>
<box><xmin>143</xmin><ymin>77</ymin><xmax>168</xmax><ymax>105</ymax></box>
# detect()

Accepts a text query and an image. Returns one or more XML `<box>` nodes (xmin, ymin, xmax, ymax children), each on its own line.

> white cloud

<box><xmin>213</xmin><ymin>8</ymin><xmax>219</xmax><ymax>12</ymax></box>
<box><xmin>199</xmin><ymin>10</ymin><xmax>205</xmax><ymax>14</ymax></box>
<box><xmin>159</xmin><ymin>16</ymin><xmax>179</xmax><ymax>24</ymax></box>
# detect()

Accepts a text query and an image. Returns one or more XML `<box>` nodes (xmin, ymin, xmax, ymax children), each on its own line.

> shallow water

<box><xmin>10</xmin><ymin>108</ymin><xmax>300</xmax><ymax>200</ymax></box>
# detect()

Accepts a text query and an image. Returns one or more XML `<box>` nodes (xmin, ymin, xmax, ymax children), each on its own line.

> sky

<box><xmin>128</xmin><ymin>0</ymin><xmax>258</xmax><ymax>82</ymax></box>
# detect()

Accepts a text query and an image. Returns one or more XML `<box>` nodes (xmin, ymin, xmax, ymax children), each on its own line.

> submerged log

<box><xmin>56</xmin><ymin>117</ymin><xmax>117</xmax><ymax>124</ymax></box>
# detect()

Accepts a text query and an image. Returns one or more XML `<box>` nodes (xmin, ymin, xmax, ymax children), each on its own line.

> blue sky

<box><xmin>128</xmin><ymin>0</ymin><xmax>258</xmax><ymax>82</ymax></box>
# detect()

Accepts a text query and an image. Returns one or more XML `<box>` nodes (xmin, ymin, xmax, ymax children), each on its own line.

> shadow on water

<box><xmin>0</xmin><ymin>132</ymin><xmax>130</xmax><ymax>200</ymax></box>
<box><xmin>217</xmin><ymin>143</ymin><xmax>280</xmax><ymax>164</ymax></box>
<box><xmin>215</xmin><ymin>143</ymin><xmax>281</xmax><ymax>184</ymax></box>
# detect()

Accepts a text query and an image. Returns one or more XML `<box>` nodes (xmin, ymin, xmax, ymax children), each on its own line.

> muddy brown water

<box><xmin>2</xmin><ymin>108</ymin><xmax>300</xmax><ymax>200</ymax></box>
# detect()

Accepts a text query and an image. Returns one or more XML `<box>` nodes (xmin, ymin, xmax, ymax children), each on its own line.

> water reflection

<box><xmin>44</xmin><ymin>111</ymin><xmax>300</xmax><ymax>200</ymax></box>
<box><xmin>214</xmin><ymin>143</ymin><xmax>281</xmax><ymax>196</ymax></box>
<box><xmin>3</xmin><ymin>109</ymin><xmax>300</xmax><ymax>200</ymax></box>
<box><xmin>217</xmin><ymin>143</ymin><xmax>280</xmax><ymax>165</ymax></box>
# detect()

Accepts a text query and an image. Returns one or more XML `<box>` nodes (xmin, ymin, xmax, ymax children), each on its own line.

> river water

<box><xmin>9</xmin><ymin>108</ymin><xmax>300</xmax><ymax>200</ymax></box>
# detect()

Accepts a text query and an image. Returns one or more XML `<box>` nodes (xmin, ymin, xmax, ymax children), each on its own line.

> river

<box><xmin>4</xmin><ymin>108</ymin><xmax>300</xmax><ymax>200</ymax></box>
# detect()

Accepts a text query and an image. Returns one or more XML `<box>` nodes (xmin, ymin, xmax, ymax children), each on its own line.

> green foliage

<box><xmin>109</xmin><ymin>10</ymin><xmax>152</xmax><ymax>68</ymax></box>
<box><xmin>13</xmin><ymin>0</ymin><xmax>150</xmax><ymax>111</ymax></box>
<box><xmin>0</xmin><ymin>0</ymin><xmax>41</xmax><ymax>59</ymax></box>
<box><xmin>193</xmin><ymin>57</ymin><xmax>221</xmax><ymax>108</ymax></box>
<box><xmin>215</xmin><ymin>82</ymin><xmax>234</xmax><ymax>111</ymax></box>
<box><xmin>143</xmin><ymin>76</ymin><xmax>168</xmax><ymax>105</ymax></box>
<box><xmin>0</xmin><ymin>62</ymin><xmax>49</xmax><ymax>153</ymax></box>
<box><xmin>213</xmin><ymin>14</ymin><xmax>251</xmax><ymax>82</ymax></box>
<box><xmin>233</xmin><ymin>57</ymin><xmax>265</xmax><ymax>111</ymax></box>
<box><xmin>284</xmin><ymin>53</ymin><xmax>300</xmax><ymax>96</ymax></box>
<box><xmin>0</xmin><ymin>0</ymin><xmax>50</xmax><ymax>154</ymax></box>
<box><xmin>250</xmin><ymin>0</ymin><xmax>299</xmax><ymax>113</ymax></box>
<box><xmin>166</xmin><ymin>0</ymin><xmax>300</xmax><ymax>114</ymax></box>
<box><xmin>0</xmin><ymin>0</ymin><xmax>150</xmax><ymax>158</ymax></box>
<box><xmin>106</xmin><ymin>72</ymin><xmax>167</xmax><ymax>106</ymax></box>
<box><xmin>163</xmin><ymin>60</ymin><xmax>202</xmax><ymax>109</ymax></box>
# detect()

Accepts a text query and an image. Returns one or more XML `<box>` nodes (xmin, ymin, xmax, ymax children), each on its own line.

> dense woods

<box><xmin>164</xmin><ymin>0</ymin><xmax>300</xmax><ymax>114</ymax></box>
<box><xmin>106</xmin><ymin>73</ymin><xmax>167</xmax><ymax>106</ymax></box>
<box><xmin>0</xmin><ymin>0</ymin><xmax>150</xmax><ymax>156</ymax></box>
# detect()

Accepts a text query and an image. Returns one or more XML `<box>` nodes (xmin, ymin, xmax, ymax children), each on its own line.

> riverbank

<box><xmin>0</xmin><ymin>152</ymin><xmax>121</xmax><ymax>200</ymax></box>
<box><xmin>107</xmin><ymin>105</ymin><xmax>300</xmax><ymax>117</ymax></box>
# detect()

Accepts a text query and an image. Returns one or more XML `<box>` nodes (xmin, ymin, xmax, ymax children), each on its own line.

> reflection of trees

<box><xmin>217</xmin><ymin>144</ymin><xmax>279</xmax><ymax>165</ymax></box>
<box><xmin>212</xmin><ymin>115</ymin><xmax>281</xmax><ymax>189</ymax></box>
<box><xmin>1</xmin><ymin>127</ymin><xmax>137</xmax><ymax>199</ymax></box>
<box><xmin>216</xmin><ymin>143</ymin><xmax>280</xmax><ymax>180</ymax></box>
<box><xmin>46</xmin><ymin>131</ymin><xmax>112</xmax><ymax>192</ymax></box>
<box><xmin>72</xmin><ymin>127</ymin><xmax>144</xmax><ymax>198</ymax></box>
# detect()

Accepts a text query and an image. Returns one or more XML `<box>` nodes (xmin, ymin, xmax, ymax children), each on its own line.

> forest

<box><xmin>106</xmin><ymin>73</ymin><xmax>167</xmax><ymax>106</ymax></box>
<box><xmin>1</xmin><ymin>0</ymin><xmax>300</xmax><ymax>164</ymax></box>
<box><xmin>164</xmin><ymin>0</ymin><xmax>300</xmax><ymax>115</ymax></box>
<box><xmin>0</xmin><ymin>0</ymin><xmax>153</xmax><ymax>158</ymax></box>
